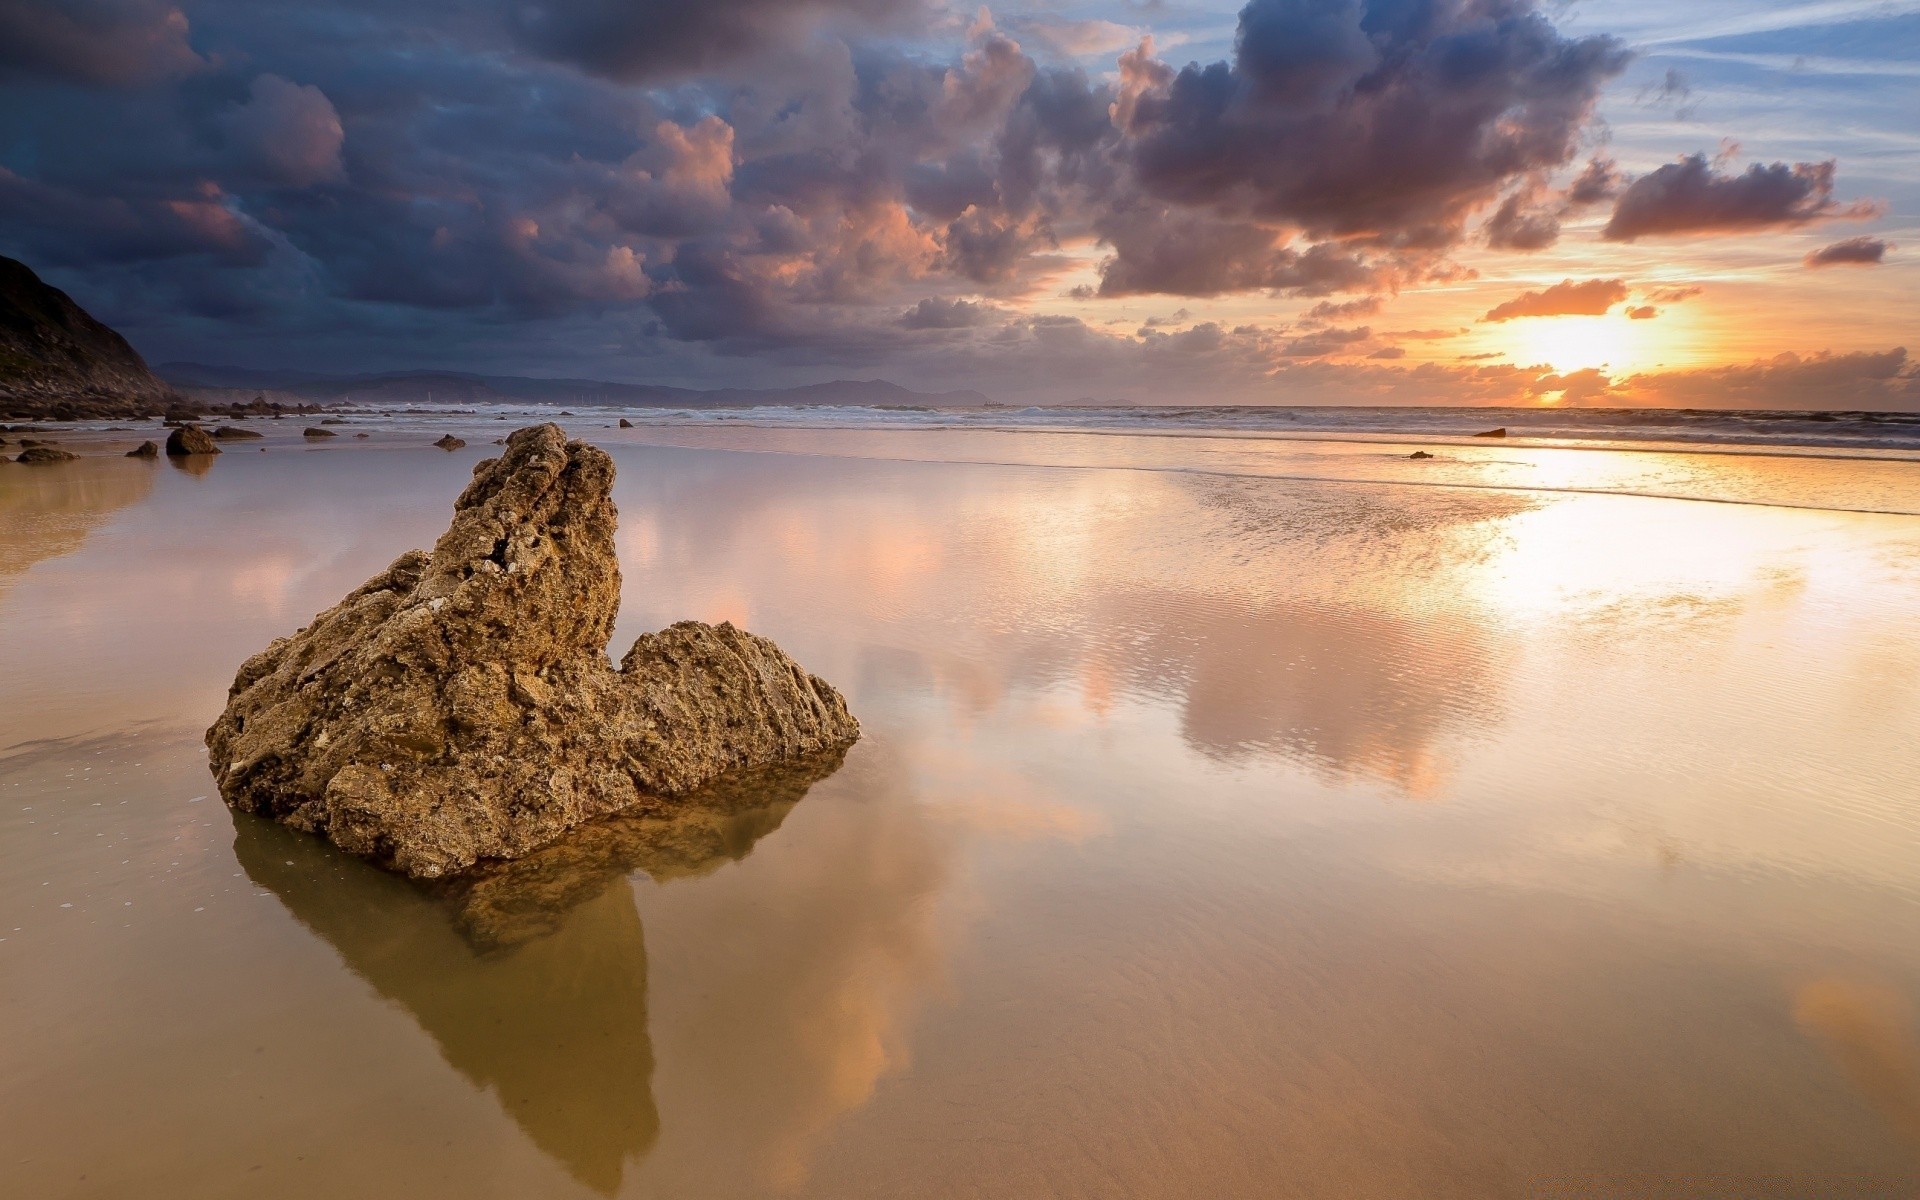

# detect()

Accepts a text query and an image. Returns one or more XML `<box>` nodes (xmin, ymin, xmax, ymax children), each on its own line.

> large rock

<box><xmin>166</xmin><ymin>423</ymin><xmax>220</xmax><ymax>456</ymax></box>
<box><xmin>206</xmin><ymin>423</ymin><xmax>858</xmax><ymax>878</ymax></box>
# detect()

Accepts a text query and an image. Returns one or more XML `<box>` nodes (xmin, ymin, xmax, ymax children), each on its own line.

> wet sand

<box><xmin>4</xmin><ymin>424</ymin><xmax>1920</xmax><ymax>1197</ymax></box>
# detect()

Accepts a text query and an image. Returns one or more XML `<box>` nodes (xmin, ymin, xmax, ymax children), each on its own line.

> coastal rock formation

<box><xmin>166</xmin><ymin>424</ymin><xmax>220</xmax><ymax>456</ymax></box>
<box><xmin>434</xmin><ymin>434</ymin><xmax>467</xmax><ymax>450</ymax></box>
<box><xmin>304</xmin><ymin>426</ymin><xmax>337</xmax><ymax>439</ymax></box>
<box><xmin>0</xmin><ymin>256</ymin><xmax>183</xmax><ymax>419</ymax></box>
<box><xmin>206</xmin><ymin>423</ymin><xmax>859</xmax><ymax>878</ymax></box>
<box><xmin>211</xmin><ymin>425</ymin><xmax>263</xmax><ymax>440</ymax></box>
<box><xmin>15</xmin><ymin>445</ymin><xmax>75</xmax><ymax>463</ymax></box>
<box><xmin>128</xmin><ymin>441</ymin><xmax>159</xmax><ymax>458</ymax></box>
<box><xmin>1473</xmin><ymin>427</ymin><xmax>1507</xmax><ymax>438</ymax></box>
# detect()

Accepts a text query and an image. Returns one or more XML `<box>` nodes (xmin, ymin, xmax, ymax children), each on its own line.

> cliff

<box><xmin>0</xmin><ymin>256</ymin><xmax>182</xmax><ymax>418</ymax></box>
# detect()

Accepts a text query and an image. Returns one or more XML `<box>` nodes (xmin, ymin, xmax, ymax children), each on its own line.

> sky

<box><xmin>0</xmin><ymin>0</ymin><xmax>1915</xmax><ymax>407</ymax></box>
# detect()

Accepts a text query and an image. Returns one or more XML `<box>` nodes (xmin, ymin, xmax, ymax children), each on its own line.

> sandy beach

<box><xmin>5</xmin><ymin>419</ymin><xmax>1920</xmax><ymax>1197</ymax></box>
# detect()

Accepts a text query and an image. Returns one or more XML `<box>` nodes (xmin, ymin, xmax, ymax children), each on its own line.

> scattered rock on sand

<box><xmin>1473</xmin><ymin>427</ymin><xmax>1507</xmax><ymax>438</ymax></box>
<box><xmin>1409</xmin><ymin>450</ymin><xmax>1433</xmax><ymax>460</ymax></box>
<box><xmin>304</xmin><ymin>427</ymin><xmax>337</xmax><ymax>439</ymax></box>
<box><xmin>618</xmin><ymin>418</ymin><xmax>633</xmax><ymax>428</ymax></box>
<box><xmin>16</xmin><ymin>445</ymin><xmax>77</xmax><ymax>463</ymax></box>
<box><xmin>434</xmin><ymin>434</ymin><xmax>466</xmax><ymax>450</ymax></box>
<box><xmin>211</xmin><ymin>425</ymin><xmax>263</xmax><ymax>440</ymax></box>
<box><xmin>165</xmin><ymin>424</ymin><xmax>220</xmax><ymax>456</ymax></box>
<box><xmin>354</xmin><ymin>432</ymin><xmax>370</xmax><ymax>438</ymax></box>
<box><xmin>206</xmin><ymin>424</ymin><xmax>859</xmax><ymax>878</ymax></box>
<box><xmin>128</xmin><ymin>440</ymin><xmax>159</xmax><ymax>458</ymax></box>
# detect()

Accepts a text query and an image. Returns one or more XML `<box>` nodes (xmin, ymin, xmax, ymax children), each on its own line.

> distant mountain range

<box><xmin>161</xmin><ymin>363</ymin><xmax>993</xmax><ymax>409</ymax></box>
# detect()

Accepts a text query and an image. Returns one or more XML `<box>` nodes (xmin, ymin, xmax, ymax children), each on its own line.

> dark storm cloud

<box><xmin>1115</xmin><ymin>0</ymin><xmax>1630</xmax><ymax>246</ymax></box>
<box><xmin>1602</xmin><ymin>154</ymin><xmax>1868</xmax><ymax>241</ymax></box>
<box><xmin>1804</xmin><ymin>237</ymin><xmax>1890</xmax><ymax>268</ymax></box>
<box><xmin>509</xmin><ymin>0</ymin><xmax>925</xmax><ymax>82</ymax></box>
<box><xmin>899</xmin><ymin>297</ymin><xmax>1000</xmax><ymax>329</ymax></box>
<box><xmin>0</xmin><ymin>0</ymin><xmax>201</xmax><ymax>87</ymax></box>
<box><xmin>1480</xmin><ymin>278</ymin><xmax>1627</xmax><ymax>321</ymax></box>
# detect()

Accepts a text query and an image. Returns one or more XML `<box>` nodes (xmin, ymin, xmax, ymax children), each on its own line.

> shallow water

<box><xmin>5</xmin><ymin>426</ymin><xmax>1920</xmax><ymax>1198</ymax></box>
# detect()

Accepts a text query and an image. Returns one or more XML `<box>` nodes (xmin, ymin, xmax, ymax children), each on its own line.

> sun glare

<box><xmin>1508</xmin><ymin>314</ymin><xmax>1638</xmax><ymax>374</ymax></box>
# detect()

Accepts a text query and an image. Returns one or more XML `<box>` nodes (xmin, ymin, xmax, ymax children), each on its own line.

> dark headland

<box><xmin>0</xmin><ymin>255</ymin><xmax>182</xmax><ymax>420</ymax></box>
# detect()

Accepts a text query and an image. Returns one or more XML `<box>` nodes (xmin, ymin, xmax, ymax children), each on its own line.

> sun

<box><xmin>1509</xmin><ymin>314</ymin><xmax>1636</xmax><ymax>374</ymax></box>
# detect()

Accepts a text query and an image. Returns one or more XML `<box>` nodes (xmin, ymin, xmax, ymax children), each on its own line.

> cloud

<box><xmin>1481</xmin><ymin>278</ymin><xmax>1629</xmax><ymax>322</ymax></box>
<box><xmin>1805</xmin><ymin>236</ymin><xmax>1890</xmax><ymax>268</ymax></box>
<box><xmin>1115</xmin><ymin>1</ymin><xmax>1630</xmax><ymax>247</ymax></box>
<box><xmin>1279</xmin><ymin>325</ymin><xmax>1371</xmax><ymax>358</ymax></box>
<box><xmin>1621</xmin><ymin>348</ymin><xmax>1918</xmax><ymax>410</ymax></box>
<box><xmin>1602</xmin><ymin>154</ymin><xmax>1871</xmax><ymax>241</ymax></box>
<box><xmin>1483</xmin><ymin>190</ymin><xmax>1561</xmax><ymax>251</ymax></box>
<box><xmin>221</xmin><ymin>75</ymin><xmax>345</xmax><ymax>188</ymax></box>
<box><xmin>1566</xmin><ymin>157</ymin><xmax>1622</xmax><ymax>206</ymax></box>
<box><xmin>1303</xmin><ymin>296</ymin><xmax>1381</xmax><ymax>322</ymax></box>
<box><xmin>1001</xmin><ymin>16</ymin><xmax>1145</xmax><ymax>59</ymax></box>
<box><xmin>0</xmin><ymin>0</ymin><xmax>201</xmax><ymax>87</ymax></box>
<box><xmin>1646</xmin><ymin>285</ymin><xmax>1703</xmax><ymax>303</ymax></box>
<box><xmin>509</xmin><ymin>0</ymin><xmax>924</xmax><ymax>82</ymax></box>
<box><xmin>1625</xmin><ymin>305</ymin><xmax>1658</xmax><ymax>319</ymax></box>
<box><xmin>898</xmin><ymin>297</ymin><xmax>997</xmax><ymax>329</ymax></box>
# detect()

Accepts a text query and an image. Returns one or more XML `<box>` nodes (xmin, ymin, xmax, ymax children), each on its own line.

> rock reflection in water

<box><xmin>233</xmin><ymin>749</ymin><xmax>846</xmax><ymax>1194</ymax></box>
<box><xmin>0</xmin><ymin>457</ymin><xmax>153</xmax><ymax>602</ymax></box>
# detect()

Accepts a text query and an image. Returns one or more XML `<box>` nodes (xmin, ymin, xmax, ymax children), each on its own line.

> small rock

<box><xmin>18</xmin><ymin>438</ymin><xmax>49</xmax><ymax>448</ymax></box>
<box><xmin>618</xmin><ymin>418</ymin><xmax>633</xmax><ymax>428</ymax></box>
<box><xmin>211</xmin><ymin>425</ymin><xmax>263</xmax><ymax>440</ymax></box>
<box><xmin>1472</xmin><ymin>427</ymin><xmax>1507</xmax><ymax>438</ymax></box>
<box><xmin>434</xmin><ymin>435</ymin><xmax>466</xmax><ymax>450</ymax></box>
<box><xmin>16</xmin><ymin>445</ymin><xmax>77</xmax><ymax>463</ymax></box>
<box><xmin>354</xmin><ymin>432</ymin><xmax>371</xmax><ymax>438</ymax></box>
<box><xmin>1409</xmin><ymin>450</ymin><xmax>1433</xmax><ymax>460</ymax></box>
<box><xmin>304</xmin><ymin>427</ymin><xmax>338</xmax><ymax>439</ymax></box>
<box><xmin>127</xmin><ymin>440</ymin><xmax>160</xmax><ymax>458</ymax></box>
<box><xmin>165</xmin><ymin>424</ymin><xmax>221</xmax><ymax>456</ymax></box>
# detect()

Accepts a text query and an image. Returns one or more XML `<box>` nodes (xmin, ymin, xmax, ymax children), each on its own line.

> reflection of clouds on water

<box><xmin>1795</xmin><ymin>979</ymin><xmax>1920</xmax><ymax>1148</ymax></box>
<box><xmin>629</xmin><ymin>743</ymin><xmax>961</xmax><ymax>1193</ymax></box>
<box><xmin>611</xmin><ymin>450</ymin><xmax>1526</xmax><ymax>799</ymax></box>
<box><xmin>1138</xmin><ymin>598</ymin><xmax>1497</xmax><ymax>796</ymax></box>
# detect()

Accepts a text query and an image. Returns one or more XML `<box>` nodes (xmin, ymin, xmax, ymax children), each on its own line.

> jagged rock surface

<box><xmin>206</xmin><ymin>423</ymin><xmax>858</xmax><ymax>877</ymax></box>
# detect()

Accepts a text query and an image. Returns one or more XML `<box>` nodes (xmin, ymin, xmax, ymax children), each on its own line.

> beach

<box><xmin>5</xmin><ymin>416</ymin><xmax>1920</xmax><ymax>1197</ymax></box>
